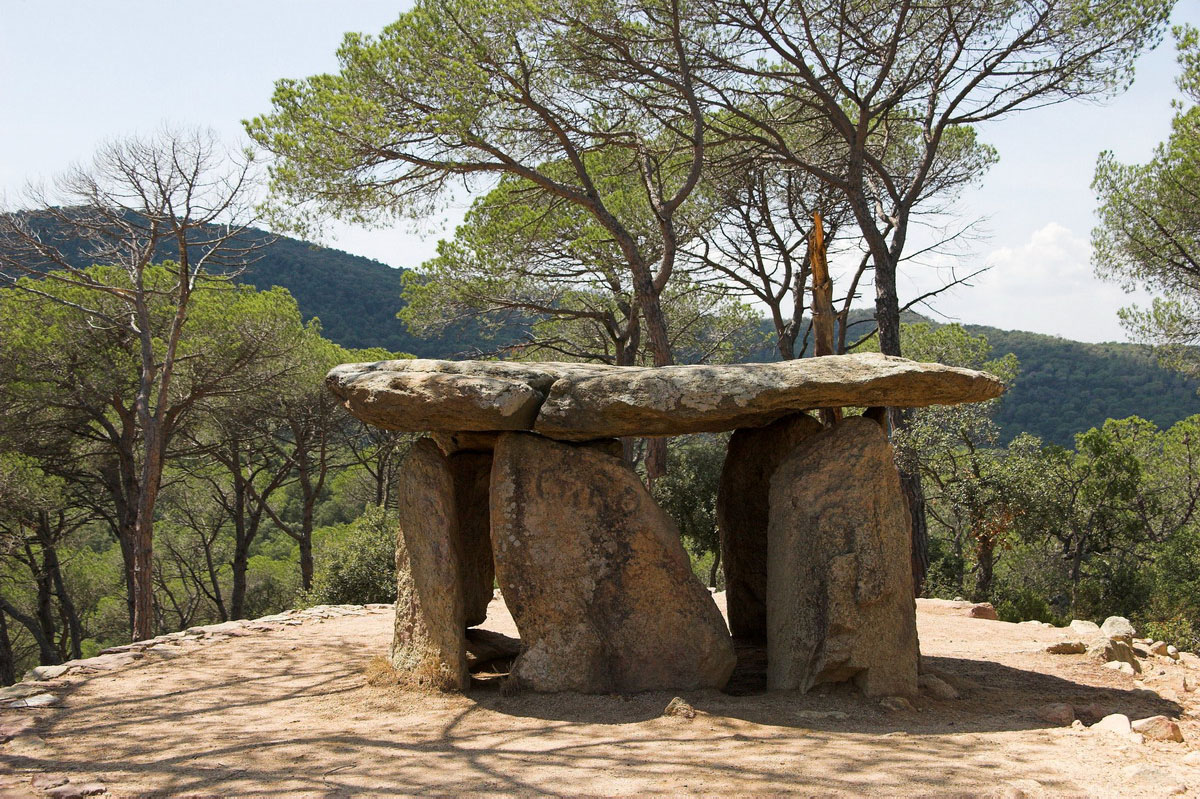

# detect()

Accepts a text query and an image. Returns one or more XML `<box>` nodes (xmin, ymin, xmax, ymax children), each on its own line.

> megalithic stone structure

<box><xmin>717</xmin><ymin>412</ymin><xmax>823</xmax><ymax>642</ymax></box>
<box><xmin>329</xmin><ymin>354</ymin><xmax>1005</xmax><ymax>697</ymax></box>
<box><xmin>766</xmin><ymin>417</ymin><xmax>919</xmax><ymax>697</ymax></box>
<box><xmin>391</xmin><ymin>438</ymin><xmax>469</xmax><ymax>690</ymax></box>
<box><xmin>490</xmin><ymin>433</ymin><xmax>736</xmax><ymax>693</ymax></box>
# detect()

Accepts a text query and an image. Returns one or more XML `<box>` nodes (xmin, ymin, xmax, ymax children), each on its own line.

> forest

<box><xmin>1</xmin><ymin>0</ymin><xmax>1198</xmax><ymax>685</ymax></box>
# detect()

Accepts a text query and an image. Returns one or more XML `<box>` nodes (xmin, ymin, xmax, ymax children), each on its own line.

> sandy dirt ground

<box><xmin>2</xmin><ymin>596</ymin><xmax>1198</xmax><ymax>798</ymax></box>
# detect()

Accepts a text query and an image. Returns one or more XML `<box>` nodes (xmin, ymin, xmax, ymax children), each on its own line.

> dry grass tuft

<box><xmin>364</xmin><ymin>655</ymin><xmax>462</xmax><ymax>693</ymax></box>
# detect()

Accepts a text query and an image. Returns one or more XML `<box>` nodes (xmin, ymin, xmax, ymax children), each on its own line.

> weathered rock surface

<box><xmin>432</xmin><ymin>430</ymin><xmax>501</xmax><ymax>455</ymax></box>
<box><xmin>1069</xmin><ymin>619</ymin><xmax>1101</xmax><ymax>636</ymax></box>
<box><xmin>1131</xmin><ymin>715</ymin><xmax>1184</xmax><ymax>742</ymax></box>
<box><xmin>1101</xmin><ymin>616</ymin><xmax>1137</xmax><ymax>642</ymax></box>
<box><xmin>328</xmin><ymin>354</ymin><xmax>1005</xmax><ymax>437</ymax></box>
<box><xmin>391</xmin><ymin>438</ymin><xmax>469</xmax><ymax>690</ymax></box>
<box><xmin>967</xmin><ymin>602</ymin><xmax>999</xmax><ymax>620</ymax></box>
<box><xmin>1092</xmin><ymin>713</ymin><xmax>1132</xmax><ymax>735</ymax></box>
<box><xmin>1089</xmin><ymin>637</ymin><xmax>1142</xmax><ymax>674</ymax></box>
<box><xmin>465</xmin><ymin>628</ymin><xmax>522</xmax><ymax>672</ymax></box>
<box><xmin>918</xmin><ymin>673</ymin><xmax>960</xmax><ymax>700</ymax></box>
<box><xmin>1036</xmin><ymin>702</ymin><xmax>1075</xmax><ymax>726</ymax></box>
<box><xmin>1045</xmin><ymin>640</ymin><xmax>1087</xmax><ymax>654</ymax></box>
<box><xmin>766</xmin><ymin>417</ymin><xmax>919</xmax><ymax>697</ymax></box>
<box><xmin>717</xmin><ymin>412</ymin><xmax>823</xmax><ymax>641</ymax></box>
<box><xmin>448</xmin><ymin>450</ymin><xmax>494</xmax><ymax>627</ymax></box>
<box><xmin>328</xmin><ymin>360</ymin><xmax>564</xmax><ymax>432</ymax></box>
<box><xmin>490</xmin><ymin>433</ymin><xmax>736</xmax><ymax>693</ymax></box>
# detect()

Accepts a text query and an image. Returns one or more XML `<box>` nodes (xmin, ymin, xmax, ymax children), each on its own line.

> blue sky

<box><xmin>2</xmin><ymin>1</ymin><xmax>1196</xmax><ymax>342</ymax></box>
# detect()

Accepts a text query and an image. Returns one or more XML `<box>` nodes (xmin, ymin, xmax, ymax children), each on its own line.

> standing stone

<box><xmin>490</xmin><ymin>433</ymin><xmax>736</xmax><ymax>693</ymax></box>
<box><xmin>391</xmin><ymin>438</ymin><xmax>468</xmax><ymax>690</ymax></box>
<box><xmin>717</xmin><ymin>412</ymin><xmax>823</xmax><ymax>641</ymax></box>
<box><xmin>448</xmin><ymin>450</ymin><xmax>494</xmax><ymax>627</ymax></box>
<box><xmin>766</xmin><ymin>417</ymin><xmax>919</xmax><ymax>697</ymax></box>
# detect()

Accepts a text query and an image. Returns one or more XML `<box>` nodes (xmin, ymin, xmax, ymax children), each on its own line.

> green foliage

<box><xmin>301</xmin><ymin>507</ymin><xmax>397</xmax><ymax>607</ymax></box>
<box><xmin>994</xmin><ymin>589</ymin><xmax>1062</xmax><ymax>626</ymax></box>
<box><xmin>1093</xmin><ymin>24</ymin><xmax>1200</xmax><ymax>382</ymax></box>
<box><xmin>1141</xmin><ymin>617</ymin><xmax>1200</xmax><ymax>653</ymax></box>
<box><xmin>651</xmin><ymin>435</ymin><xmax>727</xmax><ymax>579</ymax></box>
<box><xmin>974</xmin><ymin>325</ymin><xmax>1200</xmax><ymax>446</ymax></box>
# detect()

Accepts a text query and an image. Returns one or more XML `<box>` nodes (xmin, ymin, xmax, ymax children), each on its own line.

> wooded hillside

<box><xmin>233</xmin><ymin>232</ymin><xmax>1198</xmax><ymax>447</ymax></box>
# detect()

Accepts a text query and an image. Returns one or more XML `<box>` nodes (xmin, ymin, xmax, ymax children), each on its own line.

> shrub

<box><xmin>302</xmin><ymin>506</ymin><xmax>397</xmax><ymax>606</ymax></box>
<box><xmin>1139</xmin><ymin>615</ymin><xmax>1200</xmax><ymax>652</ymax></box>
<box><xmin>994</xmin><ymin>587</ymin><xmax>1063</xmax><ymax>625</ymax></box>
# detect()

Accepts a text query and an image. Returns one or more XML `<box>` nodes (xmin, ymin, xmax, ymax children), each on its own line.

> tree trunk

<box><xmin>202</xmin><ymin>538</ymin><xmax>228</xmax><ymax>622</ymax></box>
<box><xmin>809</xmin><ymin>213</ymin><xmax>835</xmax><ymax>359</ymax></box>
<box><xmin>973</xmin><ymin>535</ymin><xmax>996</xmax><ymax>602</ymax></box>
<box><xmin>877</xmin><ymin>257</ymin><xmax>930</xmax><ymax>596</ymax></box>
<box><xmin>299</xmin><ymin>537</ymin><xmax>314</xmax><ymax>593</ymax></box>
<box><xmin>809</xmin><ymin>212</ymin><xmax>842</xmax><ymax>427</ymax></box>
<box><xmin>0</xmin><ymin>596</ymin><xmax>59</xmax><ymax>666</ymax></box>
<box><xmin>41</xmin><ymin>527</ymin><xmax>83</xmax><ymax>660</ymax></box>
<box><xmin>230</xmin><ymin>543</ymin><xmax>250</xmax><ymax>621</ymax></box>
<box><xmin>0</xmin><ymin>611</ymin><xmax>15</xmax><ymax>686</ymax></box>
<box><xmin>645</xmin><ymin>438</ymin><xmax>668</xmax><ymax>484</ymax></box>
<box><xmin>707</xmin><ymin>547</ymin><xmax>722</xmax><ymax>589</ymax></box>
<box><xmin>31</xmin><ymin>544</ymin><xmax>56</xmax><ymax>653</ymax></box>
<box><xmin>130</xmin><ymin>519</ymin><xmax>155</xmax><ymax>640</ymax></box>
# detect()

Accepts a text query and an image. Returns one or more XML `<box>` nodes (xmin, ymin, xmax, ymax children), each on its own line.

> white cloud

<box><xmin>886</xmin><ymin>223</ymin><xmax>1154</xmax><ymax>343</ymax></box>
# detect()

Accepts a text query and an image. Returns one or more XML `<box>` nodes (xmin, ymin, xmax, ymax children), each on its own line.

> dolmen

<box><xmin>327</xmin><ymin>353</ymin><xmax>1005</xmax><ymax>696</ymax></box>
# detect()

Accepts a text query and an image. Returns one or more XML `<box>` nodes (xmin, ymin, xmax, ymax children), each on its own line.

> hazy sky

<box><xmin>2</xmin><ymin>1</ymin><xmax>1196</xmax><ymax>343</ymax></box>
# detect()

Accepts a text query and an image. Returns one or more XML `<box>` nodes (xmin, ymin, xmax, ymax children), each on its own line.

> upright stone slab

<box><xmin>448</xmin><ymin>450</ymin><xmax>494</xmax><ymax>627</ymax></box>
<box><xmin>490</xmin><ymin>432</ymin><xmax>736</xmax><ymax>693</ymax></box>
<box><xmin>392</xmin><ymin>438</ymin><xmax>469</xmax><ymax>690</ymax></box>
<box><xmin>766</xmin><ymin>417</ymin><xmax>918</xmax><ymax>697</ymax></box>
<box><xmin>717</xmin><ymin>412</ymin><xmax>823</xmax><ymax>641</ymax></box>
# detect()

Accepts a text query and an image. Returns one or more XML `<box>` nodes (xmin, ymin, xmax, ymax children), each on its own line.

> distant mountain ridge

<box><xmin>21</xmin><ymin>220</ymin><xmax>1199</xmax><ymax>446</ymax></box>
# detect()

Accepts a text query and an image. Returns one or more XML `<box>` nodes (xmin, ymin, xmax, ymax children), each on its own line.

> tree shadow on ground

<box><xmin>0</xmin><ymin>628</ymin><xmax>1186</xmax><ymax>798</ymax></box>
<box><xmin>471</xmin><ymin>652</ymin><xmax>1182</xmax><ymax>735</ymax></box>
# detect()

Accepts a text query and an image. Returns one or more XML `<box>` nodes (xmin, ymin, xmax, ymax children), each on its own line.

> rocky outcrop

<box><xmin>490</xmin><ymin>433</ymin><xmax>736</xmax><ymax>693</ymax></box>
<box><xmin>717</xmin><ymin>412</ymin><xmax>823</xmax><ymax>641</ymax></box>
<box><xmin>766</xmin><ymin>417</ymin><xmax>919</xmax><ymax>697</ymax></box>
<box><xmin>328</xmin><ymin>354</ymin><xmax>1006</xmax><ymax>437</ymax></box>
<box><xmin>1101</xmin><ymin>616</ymin><xmax>1136</xmax><ymax>642</ymax></box>
<box><xmin>391</xmin><ymin>439</ymin><xmax>469</xmax><ymax>690</ymax></box>
<box><xmin>1088</xmin><ymin>637</ymin><xmax>1142</xmax><ymax>674</ymax></box>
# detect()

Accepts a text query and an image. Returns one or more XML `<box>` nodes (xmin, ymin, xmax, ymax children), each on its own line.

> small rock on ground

<box><xmin>1101</xmin><ymin>616</ymin><xmax>1136</xmax><ymax>641</ymax></box>
<box><xmin>880</xmin><ymin>696</ymin><xmax>915</xmax><ymax>712</ymax></box>
<box><xmin>1091</xmin><ymin>713</ymin><xmax>1132</xmax><ymax>735</ymax></box>
<box><xmin>1035</xmin><ymin>703</ymin><xmax>1074</xmax><ymax>726</ymax></box>
<box><xmin>1130</xmin><ymin>715</ymin><xmax>1184</xmax><ymax>743</ymax></box>
<box><xmin>45</xmin><ymin>783</ymin><xmax>107</xmax><ymax>799</ymax></box>
<box><xmin>30</xmin><ymin>665</ymin><xmax>69</xmax><ymax>681</ymax></box>
<box><xmin>30</xmin><ymin>775</ymin><xmax>69</xmax><ymax>790</ymax></box>
<box><xmin>1103</xmin><ymin>661</ymin><xmax>1137</xmax><ymax>675</ymax></box>
<box><xmin>918</xmin><ymin>673</ymin><xmax>959</xmax><ymax>699</ymax></box>
<box><xmin>1045</xmin><ymin>641</ymin><xmax>1086</xmax><ymax>655</ymax></box>
<box><xmin>990</xmin><ymin>778</ymin><xmax>1045</xmax><ymax>799</ymax></box>
<box><xmin>663</xmin><ymin>697</ymin><xmax>696</xmax><ymax>719</ymax></box>
<box><xmin>967</xmin><ymin>603</ymin><xmax>999</xmax><ymax>620</ymax></box>
<box><xmin>0</xmin><ymin>692</ymin><xmax>60</xmax><ymax>709</ymax></box>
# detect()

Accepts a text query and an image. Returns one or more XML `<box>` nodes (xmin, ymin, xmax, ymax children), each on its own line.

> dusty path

<box><xmin>2</xmin><ymin>597</ymin><xmax>1198</xmax><ymax>798</ymax></box>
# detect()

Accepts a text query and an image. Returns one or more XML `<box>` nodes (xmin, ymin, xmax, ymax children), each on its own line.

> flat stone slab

<box><xmin>328</xmin><ymin>354</ymin><xmax>1004</xmax><ymax>438</ymax></box>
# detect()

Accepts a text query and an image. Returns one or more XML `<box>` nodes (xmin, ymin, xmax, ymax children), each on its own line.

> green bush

<box><xmin>302</xmin><ymin>506</ymin><xmax>397</xmax><ymax>606</ymax></box>
<box><xmin>1139</xmin><ymin>616</ymin><xmax>1200</xmax><ymax>652</ymax></box>
<box><xmin>994</xmin><ymin>587</ymin><xmax>1062</xmax><ymax>625</ymax></box>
